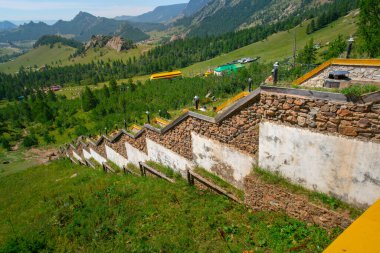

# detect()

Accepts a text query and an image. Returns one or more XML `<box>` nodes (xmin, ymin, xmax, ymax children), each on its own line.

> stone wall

<box><xmin>191</xmin><ymin>132</ymin><xmax>256</xmax><ymax>189</ymax></box>
<box><xmin>65</xmin><ymin>87</ymin><xmax>380</xmax><ymax>208</ymax></box>
<box><xmin>258</xmin><ymin>91</ymin><xmax>380</xmax><ymax>143</ymax></box>
<box><xmin>90</xmin><ymin>148</ymin><xmax>107</xmax><ymax>164</ymax></box>
<box><xmin>301</xmin><ymin>65</ymin><xmax>380</xmax><ymax>87</ymax></box>
<box><xmin>105</xmin><ymin>145</ymin><xmax>129</xmax><ymax>168</ymax></box>
<box><xmin>125</xmin><ymin>142</ymin><xmax>148</xmax><ymax>166</ymax></box>
<box><xmin>146</xmin><ymin>138</ymin><xmax>194</xmax><ymax>177</ymax></box>
<box><xmin>244</xmin><ymin>175</ymin><xmax>352</xmax><ymax>229</ymax></box>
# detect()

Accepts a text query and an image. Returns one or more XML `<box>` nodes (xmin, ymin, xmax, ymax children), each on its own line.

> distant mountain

<box><xmin>183</xmin><ymin>0</ymin><xmax>212</xmax><ymax>17</ymax></box>
<box><xmin>119</xmin><ymin>3</ymin><xmax>187</xmax><ymax>23</ymax></box>
<box><xmin>0</xmin><ymin>12</ymin><xmax>149</xmax><ymax>43</ymax></box>
<box><xmin>0</xmin><ymin>21</ymin><xmax>17</xmax><ymax>31</ymax></box>
<box><xmin>126</xmin><ymin>22</ymin><xmax>167</xmax><ymax>32</ymax></box>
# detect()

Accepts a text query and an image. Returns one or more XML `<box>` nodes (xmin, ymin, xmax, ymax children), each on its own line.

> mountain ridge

<box><xmin>0</xmin><ymin>21</ymin><xmax>17</xmax><ymax>31</ymax></box>
<box><xmin>116</xmin><ymin>4</ymin><xmax>187</xmax><ymax>23</ymax></box>
<box><xmin>0</xmin><ymin>12</ymin><xmax>149</xmax><ymax>43</ymax></box>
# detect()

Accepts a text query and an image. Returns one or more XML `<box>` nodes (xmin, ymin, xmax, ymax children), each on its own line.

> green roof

<box><xmin>215</xmin><ymin>63</ymin><xmax>244</xmax><ymax>72</ymax></box>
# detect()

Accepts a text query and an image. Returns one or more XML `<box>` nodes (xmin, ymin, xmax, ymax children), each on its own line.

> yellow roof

<box><xmin>324</xmin><ymin>198</ymin><xmax>380</xmax><ymax>253</ymax></box>
<box><xmin>150</xmin><ymin>71</ymin><xmax>182</xmax><ymax>79</ymax></box>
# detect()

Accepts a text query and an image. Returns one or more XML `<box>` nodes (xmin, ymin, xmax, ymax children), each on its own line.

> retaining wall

<box><xmin>64</xmin><ymin>87</ymin><xmax>380</xmax><ymax>208</ymax></box>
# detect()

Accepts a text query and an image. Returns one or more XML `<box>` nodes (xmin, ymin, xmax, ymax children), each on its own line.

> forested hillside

<box><xmin>176</xmin><ymin>0</ymin><xmax>356</xmax><ymax>37</ymax></box>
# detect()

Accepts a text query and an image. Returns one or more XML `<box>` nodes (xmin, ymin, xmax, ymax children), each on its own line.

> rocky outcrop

<box><xmin>85</xmin><ymin>35</ymin><xmax>135</xmax><ymax>52</ymax></box>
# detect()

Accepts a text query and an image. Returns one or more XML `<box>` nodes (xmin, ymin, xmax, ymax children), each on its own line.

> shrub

<box><xmin>22</xmin><ymin>135</ymin><xmax>38</xmax><ymax>147</ymax></box>
<box><xmin>341</xmin><ymin>84</ymin><xmax>379</xmax><ymax>101</ymax></box>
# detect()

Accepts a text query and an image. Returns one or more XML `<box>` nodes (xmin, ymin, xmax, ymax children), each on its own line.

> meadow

<box><xmin>0</xmin><ymin>159</ymin><xmax>339</xmax><ymax>252</ymax></box>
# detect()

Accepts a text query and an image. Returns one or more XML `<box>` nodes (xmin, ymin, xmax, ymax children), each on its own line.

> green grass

<box><xmin>146</xmin><ymin>161</ymin><xmax>180</xmax><ymax>179</ymax></box>
<box><xmin>0</xmin><ymin>148</ymin><xmax>40</xmax><ymax>178</ymax></box>
<box><xmin>254</xmin><ymin>168</ymin><xmax>363</xmax><ymax>219</ymax></box>
<box><xmin>341</xmin><ymin>84</ymin><xmax>380</xmax><ymax>97</ymax></box>
<box><xmin>181</xmin><ymin>11</ymin><xmax>358</xmax><ymax>76</ymax></box>
<box><xmin>0</xmin><ymin>159</ymin><xmax>339</xmax><ymax>252</ymax></box>
<box><xmin>0</xmin><ymin>45</ymin><xmax>76</xmax><ymax>74</ymax></box>
<box><xmin>194</xmin><ymin>167</ymin><xmax>244</xmax><ymax>201</ymax></box>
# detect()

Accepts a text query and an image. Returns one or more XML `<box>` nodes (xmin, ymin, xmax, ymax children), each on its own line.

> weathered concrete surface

<box><xmin>90</xmin><ymin>148</ymin><xmax>107</xmax><ymax>165</ymax></box>
<box><xmin>192</xmin><ymin>132</ymin><xmax>256</xmax><ymax>189</ymax></box>
<box><xmin>146</xmin><ymin>138</ymin><xmax>194</xmax><ymax>176</ymax></box>
<box><xmin>105</xmin><ymin>145</ymin><xmax>128</xmax><ymax>168</ymax></box>
<box><xmin>259</xmin><ymin>121</ymin><xmax>380</xmax><ymax>207</ymax></box>
<box><xmin>83</xmin><ymin>149</ymin><xmax>92</xmax><ymax>160</ymax></box>
<box><xmin>125</xmin><ymin>142</ymin><xmax>148</xmax><ymax>166</ymax></box>
<box><xmin>72</xmin><ymin>151</ymin><xmax>83</xmax><ymax>161</ymax></box>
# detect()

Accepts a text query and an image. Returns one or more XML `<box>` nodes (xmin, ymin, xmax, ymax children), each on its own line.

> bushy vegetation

<box><xmin>0</xmin><ymin>68</ymin><xmax>255</xmax><ymax>148</ymax></box>
<box><xmin>341</xmin><ymin>84</ymin><xmax>379</xmax><ymax>99</ymax></box>
<box><xmin>0</xmin><ymin>160</ymin><xmax>339</xmax><ymax>252</ymax></box>
<box><xmin>357</xmin><ymin>0</ymin><xmax>380</xmax><ymax>57</ymax></box>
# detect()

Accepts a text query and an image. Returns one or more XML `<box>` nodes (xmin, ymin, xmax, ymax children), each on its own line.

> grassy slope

<box><xmin>0</xmin><ymin>159</ymin><xmax>338</xmax><ymax>252</ymax></box>
<box><xmin>0</xmin><ymin>45</ymin><xmax>75</xmax><ymax>74</ymax></box>
<box><xmin>0</xmin><ymin>44</ymin><xmax>153</xmax><ymax>74</ymax></box>
<box><xmin>181</xmin><ymin>11</ymin><xmax>358</xmax><ymax>76</ymax></box>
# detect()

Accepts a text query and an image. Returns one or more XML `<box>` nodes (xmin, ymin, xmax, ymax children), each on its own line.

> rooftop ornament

<box><xmin>248</xmin><ymin>77</ymin><xmax>253</xmax><ymax>92</ymax></box>
<box><xmin>272</xmin><ymin>62</ymin><xmax>279</xmax><ymax>84</ymax></box>
<box><xmin>346</xmin><ymin>36</ymin><xmax>354</xmax><ymax>59</ymax></box>
<box><xmin>194</xmin><ymin>96</ymin><xmax>200</xmax><ymax>110</ymax></box>
<box><xmin>145</xmin><ymin>111</ymin><xmax>150</xmax><ymax>123</ymax></box>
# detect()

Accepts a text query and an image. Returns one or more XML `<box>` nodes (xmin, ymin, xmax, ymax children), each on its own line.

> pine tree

<box><xmin>109</xmin><ymin>78</ymin><xmax>118</xmax><ymax>92</ymax></box>
<box><xmin>323</xmin><ymin>35</ymin><xmax>347</xmax><ymax>60</ymax></box>
<box><xmin>81</xmin><ymin>87</ymin><xmax>98</xmax><ymax>112</ymax></box>
<box><xmin>297</xmin><ymin>39</ymin><xmax>317</xmax><ymax>64</ymax></box>
<box><xmin>358</xmin><ymin>0</ymin><xmax>380</xmax><ymax>57</ymax></box>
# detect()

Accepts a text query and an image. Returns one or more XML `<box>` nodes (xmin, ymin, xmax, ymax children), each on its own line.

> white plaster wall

<box><xmin>259</xmin><ymin>121</ymin><xmax>380</xmax><ymax>207</ymax></box>
<box><xmin>146</xmin><ymin>138</ymin><xmax>194</xmax><ymax>176</ymax></box>
<box><xmin>83</xmin><ymin>149</ymin><xmax>92</xmax><ymax>160</ymax></box>
<box><xmin>192</xmin><ymin>132</ymin><xmax>256</xmax><ymax>187</ymax></box>
<box><xmin>72</xmin><ymin>151</ymin><xmax>83</xmax><ymax>161</ymax></box>
<box><xmin>105</xmin><ymin>145</ymin><xmax>128</xmax><ymax>168</ymax></box>
<box><xmin>125</xmin><ymin>143</ymin><xmax>148</xmax><ymax>166</ymax></box>
<box><xmin>90</xmin><ymin>148</ymin><xmax>107</xmax><ymax>165</ymax></box>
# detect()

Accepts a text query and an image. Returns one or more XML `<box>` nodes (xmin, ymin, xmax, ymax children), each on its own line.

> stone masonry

<box><xmin>301</xmin><ymin>65</ymin><xmax>380</xmax><ymax>88</ymax></box>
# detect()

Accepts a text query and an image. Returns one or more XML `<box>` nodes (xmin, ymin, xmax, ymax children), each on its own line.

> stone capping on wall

<box><xmin>293</xmin><ymin>58</ymin><xmax>380</xmax><ymax>85</ymax></box>
<box><xmin>63</xmin><ymin>86</ymin><xmax>380</xmax><ymax>151</ymax></box>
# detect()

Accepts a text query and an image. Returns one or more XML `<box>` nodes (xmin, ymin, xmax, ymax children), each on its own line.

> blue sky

<box><xmin>0</xmin><ymin>0</ymin><xmax>187</xmax><ymax>22</ymax></box>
